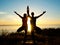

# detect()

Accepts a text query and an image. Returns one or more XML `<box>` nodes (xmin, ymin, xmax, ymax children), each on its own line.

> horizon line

<box><xmin>0</xmin><ymin>24</ymin><xmax>60</xmax><ymax>26</ymax></box>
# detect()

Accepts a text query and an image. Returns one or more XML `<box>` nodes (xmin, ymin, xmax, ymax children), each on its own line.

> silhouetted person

<box><xmin>14</xmin><ymin>11</ymin><xmax>27</xmax><ymax>34</ymax></box>
<box><xmin>31</xmin><ymin>11</ymin><xmax>46</xmax><ymax>34</ymax></box>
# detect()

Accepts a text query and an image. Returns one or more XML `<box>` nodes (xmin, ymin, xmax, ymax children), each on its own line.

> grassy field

<box><xmin>0</xmin><ymin>28</ymin><xmax>60</xmax><ymax>45</ymax></box>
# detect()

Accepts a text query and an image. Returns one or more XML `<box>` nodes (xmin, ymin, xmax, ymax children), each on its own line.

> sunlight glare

<box><xmin>27</xmin><ymin>17</ymin><xmax>31</xmax><ymax>33</ymax></box>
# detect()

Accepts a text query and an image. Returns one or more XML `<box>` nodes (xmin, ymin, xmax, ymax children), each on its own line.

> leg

<box><xmin>23</xmin><ymin>27</ymin><xmax>27</xmax><ymax>45</ymax></box>
<box><xmin>17</xmin><ymin>26</ymin><xmax>24</xmax><ymax>32</ymax></box>
<box><xmin>31</xmin><ymin>31</ymin><xmax>37</xmax><ymax>45</ymax></box>
<box><xmin>31</xmin><ymin>26</ymin><xmax>37</xmax><ymax>45</ymax></box>
<box><xmin>35</xmin><ymin>26</ymin><xmax>42</xmax><ymax>34</ymax></box>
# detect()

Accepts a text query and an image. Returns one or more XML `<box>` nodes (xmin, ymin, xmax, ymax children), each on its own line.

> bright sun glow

<box><xmin>27</xmin><ymin>17</ymin><xmax>31</xmax><ymax>33</ymax></box>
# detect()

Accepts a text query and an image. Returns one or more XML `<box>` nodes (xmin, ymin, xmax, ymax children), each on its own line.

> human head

<box><xmin>31</xmin><ymin>12</ymin><xmax>34</xmax><ymax>17</ymax></box>
<box><xmin>23</xmin><ymin>13</ymin><xmax>27</xmax><ymax>17</ymax></box>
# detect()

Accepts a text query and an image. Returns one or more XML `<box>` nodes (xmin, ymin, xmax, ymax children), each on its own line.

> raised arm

<box><xmin>35</xmin><ymin>11</ymin><xmax>46</xmax><ymax>18</ymax></box>
<box><xmin>27</xmin><ymin>6</ymin><xmax>31</xmax><ymax>17</ymax></box>
<box><xmin>14</xmin><ymin>11</ymin><xmax>22</xmax><ymax>18</ymax></box>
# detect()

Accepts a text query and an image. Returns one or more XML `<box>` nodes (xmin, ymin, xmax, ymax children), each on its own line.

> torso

<box><xmin>22</xmin><ymin>17</ymin><xmax>27</xmax><ymax>27</ymax></box>
<box><xmin>31</xmin><ymin>17</ymin><xmax>36</xmax><ymax>27</ymax></box>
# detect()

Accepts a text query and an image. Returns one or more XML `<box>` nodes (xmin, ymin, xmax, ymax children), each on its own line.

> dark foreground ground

<box><xmin>0</xmin><ymin>28</ymin><xmax>60</xmax><ymax>45</ymax></box>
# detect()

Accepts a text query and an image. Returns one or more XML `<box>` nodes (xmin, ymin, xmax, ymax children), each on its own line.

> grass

<box><xmin>0</xmin><ymin>28</ymin><xmax>60</xmax><ymax>45</ymax></box>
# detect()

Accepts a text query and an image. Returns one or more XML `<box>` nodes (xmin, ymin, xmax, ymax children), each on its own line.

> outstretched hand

<box><xmin>14</xmin><ymin>11</ymin><xmax>19</xmax><ymax>15</ymax></box>
<box><xmin>43</xmin><ymin>11</ymin><xmax>46</xmax><ymax>14</ymax></box>
<box><xmin>14</xmin><ymin>11</ymin><xmax>17</xmax><ymax>13</ymax></box>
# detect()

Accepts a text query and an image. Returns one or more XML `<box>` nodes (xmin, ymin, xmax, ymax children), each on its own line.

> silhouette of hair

<box><xmin>31</xmin><ymin>12</ymin><xmax>34</xmax><ymax>15</ymax></box>
<box><xmin>23</xmin><ymin>13</ymin><xmax>27</xmax><ymax>17</ymax></box>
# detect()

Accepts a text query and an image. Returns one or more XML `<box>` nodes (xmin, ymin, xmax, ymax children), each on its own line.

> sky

<box><xmin>0</xmin><ymin>0</ymin><xmax>60</xmax><ymax>26</ymax></box>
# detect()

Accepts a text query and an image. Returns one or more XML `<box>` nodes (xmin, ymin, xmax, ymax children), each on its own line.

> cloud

<box><xmin>0</xmin><ymin>12</ymin><xmax>7</xmax><ymax>14</ymax></box>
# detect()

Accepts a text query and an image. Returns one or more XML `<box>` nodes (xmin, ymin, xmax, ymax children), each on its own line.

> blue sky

<box><xmin>0</xmin><ymin>0</ymin><xmax>60</xmax><ymax>25</ymax></box>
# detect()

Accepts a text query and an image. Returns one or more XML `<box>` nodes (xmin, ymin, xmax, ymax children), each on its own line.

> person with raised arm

<box><xmin>14</xmin><ymin>11</ymin><xmax>27</xmax><ymax>33</ymax></box>
<box><xmin>31</xmin><ymin>11</ymin><xmax>46</xmax><ymax>34</ymax></box>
